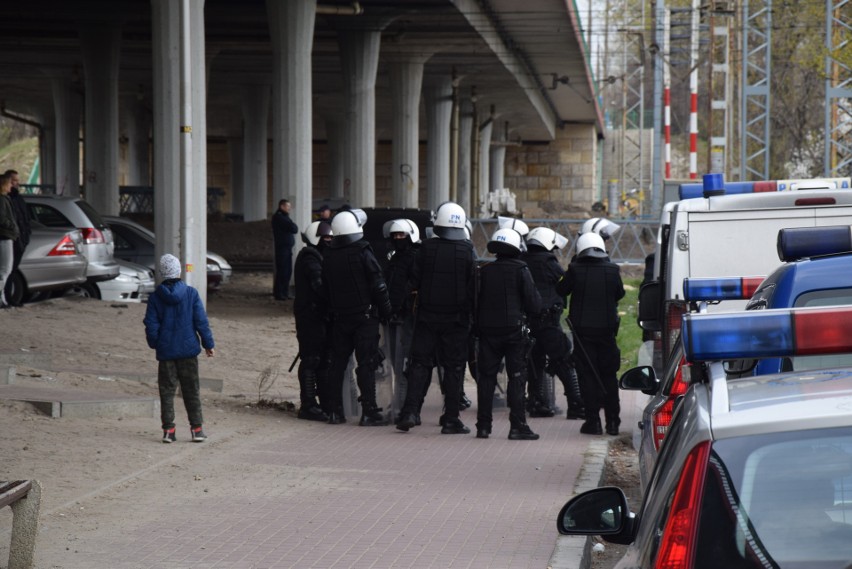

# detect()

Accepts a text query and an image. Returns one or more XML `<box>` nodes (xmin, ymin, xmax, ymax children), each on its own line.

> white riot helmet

<box><xmin>382</xmin><ymin>218</ymin><xmax>421</xmax><ymax>244</ymax></box>
<box><xmin>487</xmin><ymin>228</ymin><xmax>523</xmax><ymax>257</ymax></box>
<box><xmin>580</xmin><ymin>217</ymin><xmax>621</xmax><ymax>241</ymax></box>
<box><xmin>330</xmin><ymin>208</ymin><xmax>367</xmax><ymax>247</ymax></box>
<box><xmin>432</xmin><ymin>201</ymin><xmax>467</xmax><ymax>240</ymax></box>
<box><xmin>302</xmin><ymin>220</ymin><xmax>334</xmax><ymax>247</ymax></box>
<box><xmin>497</xmin><ymin>216</ymin><xmax>529</xmax><ymax>251</ymax></box>
<box><xmin>464</xmin><ymin>219</ymin><xmax>473</xmax><ymax>241</ymax></box>
<box><xmin>526</xmin><ymin>227</ymin><xmax>569</xmax><ymax>251</ymax></box>
<box><xmin>576</xmin><ymin>232</ymin><xmax>608</xmax><ymax>259</ymax></box>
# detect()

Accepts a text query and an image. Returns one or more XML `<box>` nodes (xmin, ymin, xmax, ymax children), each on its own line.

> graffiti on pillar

<box><xmin>400</xmin><ymin>163</ymin><xmax>414</xmax><ymax>192</ymax></box>
<box><xmin>86</xmin><ymin>171</ymin><xmax>97</xmax><ymax>184</ymax></box>
<box><xmin>344</xmin><ymin>178</ymin><xmax>351</xmax><ymax>200</ymax></box>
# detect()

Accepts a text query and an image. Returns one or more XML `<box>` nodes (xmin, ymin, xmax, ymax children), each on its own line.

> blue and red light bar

<box><xmin>678</xmin><ymin>181</ymin><xmax>776</xmax><ymax>200</ymax></box>
<box><xmin>682</xmin><ymin>306</ymin><xmax>852</xmax><ymax>362</ymax></box>
<box><xmin>682</xmin><ymin>277</ymin><xmax>764</xmax><ymax>302</ymax></box>
<box><xmin>777</xmin><ymin>225</ymin><xmax>852</xmax><ymax>262</ymax></box>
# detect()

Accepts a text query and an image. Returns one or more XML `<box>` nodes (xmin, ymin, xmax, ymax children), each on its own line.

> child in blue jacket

<box><xmin>144</xmin><ymin>254</ymin><xmax>215</xmax><ymax>443</ymax></box>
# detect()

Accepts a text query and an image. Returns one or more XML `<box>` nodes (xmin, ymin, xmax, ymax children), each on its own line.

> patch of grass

<box><xmin>0</xmin><ymin>136</ymin><xmax>39</xmax><ymax>181</ymax></box>
<box><xmin>617</xmin><ymin>277</ymin><xmax>643</xmax><ymax>372</ymax></box>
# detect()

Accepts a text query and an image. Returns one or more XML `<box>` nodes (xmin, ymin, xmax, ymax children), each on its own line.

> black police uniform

<box><xmin>322</xmin><ymin>237</ymin><xmax>393</xmax><ymax>426</ymax></box>
<box><xmin>521</xmin><ymin>245</ymin><xmax>584</xmax><ymax>418</ymax></box>
<box><xmin>475</xmin><ymin>255</ymin><xmax>541</xmax><ymax>439</ymax></box>
<box><xmin>271</xmin><ymin>207</ymin><xmax>298</xmax><ymax>300</ymax></box>
<box><xmin>557</xmin><ymin>252</ymin><xmax>625</xmax><ymax>435</ymax></box>
<box><xmin>384</xmin><ymin>239</ymin><xmax>419</xmax><ymax>415</ymax></box>
<box><xmin>396</xmin><ymin>237</ymin><xmax>475</xmax><ymax>434</ymax></box>
<box><xmin>293</xmin><ymin>241</ymin><xmax>330</xmax><ymax>422</ymax></box>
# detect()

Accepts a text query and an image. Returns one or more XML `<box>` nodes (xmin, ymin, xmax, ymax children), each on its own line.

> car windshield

<box><xmin>694</xmin><ymin>427</ymin><xmax>852</xmax><ymax>569</ymax></box>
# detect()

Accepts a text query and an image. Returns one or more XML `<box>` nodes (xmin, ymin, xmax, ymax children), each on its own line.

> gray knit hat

<box><xmin>159</xmin><ymin>254</ymin><xmax>181</xmax><ymax>280</ymax></box>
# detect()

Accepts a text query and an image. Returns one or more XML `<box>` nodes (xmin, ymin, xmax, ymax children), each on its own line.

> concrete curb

<box><xmin>548</xmin><ymin>437</ymin><xmax>611</xmax><ymax>569</ymax></box>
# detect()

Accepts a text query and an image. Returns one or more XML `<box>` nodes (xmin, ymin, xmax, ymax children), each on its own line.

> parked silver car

<box><xmin>4</xmin><ymin>223</ymin><xmax>88</xmax><ymax>305</ymax></box>
<box><xmin>66</xmin><ymin>259</ymin><xmax>155</xmax><ymax>303</ymax></box>
<box><xmin>103</xmin><ymin>215</ymin><xmax>232</xmax><ymax>289</ymax></box>
<box><xmin>23</xmin><ymin>195</ymin><xmax>120</xmax><ymax>295</ymax></box>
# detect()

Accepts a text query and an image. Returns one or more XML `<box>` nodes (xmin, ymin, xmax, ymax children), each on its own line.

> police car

<box><xmin>557</xmin><ymin>307</ymin><xmax>852</xmax><ymax>569</ymax></box>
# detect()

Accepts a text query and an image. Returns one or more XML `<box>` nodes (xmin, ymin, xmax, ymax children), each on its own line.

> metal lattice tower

<box><xmin>707</xmin><ymin>3</ymin><xmax>734</xmax><ymax>175</ymax></box>
<box><xmin>825</xmin><ymin>0</ymin><xmax>852</xmax><ymax>177</ymax></box>
<box><xmin>619</xmin><ymin>1</ymin><xmax>647</xmax><ymax>207</ymax></box>
<box><xmin>740</xmin><ymin>0</ymin><xmax>772</xmax><ymax>181</ymax></box>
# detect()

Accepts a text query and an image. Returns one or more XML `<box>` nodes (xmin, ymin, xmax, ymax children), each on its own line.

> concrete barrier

<box><xmin>1</xmin><ymin>480</ymin><xmax>42</xmax><ymax>569</ymax></box>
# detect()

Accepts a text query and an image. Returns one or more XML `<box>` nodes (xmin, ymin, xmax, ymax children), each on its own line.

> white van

<box><xmin>639</xmin><ymin>180</ymin><xmax>852</xmax><ymax>369</ymax></box>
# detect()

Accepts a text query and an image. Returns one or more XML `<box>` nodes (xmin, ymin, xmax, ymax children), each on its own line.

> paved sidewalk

<box><xmin>24</xmin><ymin>388</ymin><xmax>642</xmax><ymax>569</ymax></box>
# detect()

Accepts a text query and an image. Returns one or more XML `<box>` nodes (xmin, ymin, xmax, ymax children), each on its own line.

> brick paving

<box><xmin>27</xmin><ymin>388</ymin><xmax>642</xmax><ymax>569</ymax></box>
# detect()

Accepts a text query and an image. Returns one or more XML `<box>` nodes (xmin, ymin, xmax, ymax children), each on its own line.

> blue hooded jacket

<box><xmin>144</xmin><ymin>280</ymin><xmax>215</xmax><ymax>361</ymax></box>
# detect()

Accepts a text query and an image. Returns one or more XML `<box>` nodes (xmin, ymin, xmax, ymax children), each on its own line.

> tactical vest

<box><xmin>385</xmin><ymin>245</ymin><xmax>418</xmax><ymax>312</ymax></box>
<box><xmin>294</xmin><ymin>247</ymin><xmax>324</xmax><ymax>315</ymax></box>
<box><xmin>568</xmin><ymin>259</ymin><xmax>621</xmax><ymax>331</ymax></box>
<box><xmin>522</xmin><ymin>250</ymin><xmax>563</xmax><ymax>310</ymax></box>
<box><xmin>417</xmin><ymin>239</ymin><xmax>474</xmax><ymax>314</ymax></box>
<box><xmin>322</xmin><ymin>241</ymin><xmax>373</xmax><ymax>314</ymax></box>
<box><xmin>477</xmin><ymin>258</ymin><xmax>527</xmax><ymax>329</ymax></box>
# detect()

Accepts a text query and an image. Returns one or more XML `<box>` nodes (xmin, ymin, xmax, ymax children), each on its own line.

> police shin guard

<box><xmin>551</xmin><ymin>358</ymin><xmax>585</xmax><ymax>420</ymax></box>
<box><xmin>356</xmin><ymin>373</ymin><xmax>389</xmax><ymax>427</ymax></box>
<box><xmin>297</xmin><ymin>366</ymin><xmax>329</xmax><ymax>422</ymax></box>
<box><xmin>527</xmin><ymin>368</ymin><xmax>555</xmax><ymax>418</ymax></box>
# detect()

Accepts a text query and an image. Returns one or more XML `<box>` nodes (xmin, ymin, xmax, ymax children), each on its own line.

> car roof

<box><xmin>710</xmin><ymin>370</ymin><xmax>852</xmax><ymax>439</ymax></box>
<box><xmin>672</xmin><ymin>189</ymin><xmax>852</xmax><ymax>213</ymax></box>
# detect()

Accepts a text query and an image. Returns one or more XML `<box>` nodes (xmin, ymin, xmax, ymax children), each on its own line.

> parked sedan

<box><xmin>558</xmin><ymin>307</ymin><xmax>852</xmax><ymax>569</ymax></box>
<box><xmin>66</xmin><ymin>259</ymin><xmax>155</xmax><ymax>303</ymax></box>
<box><xmin>3</xmin><ymin>223</ymin><xmax>88</xmax><ymax>305</ymax></box>
<box><xmin>103</xmin><ymin>215</ymin><xmax>231</xmax><ymax>289</ymax></box>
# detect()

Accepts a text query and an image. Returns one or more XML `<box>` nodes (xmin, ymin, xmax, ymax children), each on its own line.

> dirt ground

<box><xmin>1</xmin><ymin>268</ymin><xmax>640</xmax><ymax>568</ymax></box>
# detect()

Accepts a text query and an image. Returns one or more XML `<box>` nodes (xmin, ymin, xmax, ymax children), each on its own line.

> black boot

<box><xmin>440</xmin><ymin>417</ymin><xmax>470</xmax><ymax>434</ymax></box>
<box><xmin>551</xmin><ymin>357</ymin><xmax>585</xmax><ymax>419</ymax></box>
<box><xmin>566</xmin><ymin>400</ymin><xmax>585</xmax><ymax>420</ymax></box>
<box><xmin>580</xmin><ymin>417</ymin><xmax>603</xmax><ymax>435</ymax></box>
<box><xmin>357</xmin><ymin>373</ymin><xmax>389</xmax><ymax>426</ymax></box>
<box><xmin>297</xmin><ymin>367</ymin><xmax>329</xmax><ymax>422</ymax></box>
<box><xmin>528</xmin><ymin>399</ymin><xmax>555</xmax><ymax>418</ymax></box>
<box><xmin>327</xmin><ymin>407</ymin><xmax>346</xmax><ymax>424</ymax></box>
<box><xmin>508</xmin><ymin>423</ymin><xmax>540</xmax><ymax>440</ymax></box>
<box><xmin>298</xmin><ymin>404</ymin><xmax>329</xmax><ymax>422</ymax></box>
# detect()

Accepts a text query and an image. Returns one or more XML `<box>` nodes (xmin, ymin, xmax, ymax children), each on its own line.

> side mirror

<box><xmin>638</xmin><ymin>281</ymin><xmax>662</xmax><ymax>331</ymax></box>
<box><xmin>619</xmin><ymin>365</ymin><xmax>658</xmax><ymax>395</ymax></box>
<box><xmin>557</xmin><ymin>487</ymin><xmax>634</xmax><ymax>544</ymax></box>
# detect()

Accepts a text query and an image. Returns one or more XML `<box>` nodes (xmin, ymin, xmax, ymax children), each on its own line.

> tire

<box><xmin>3</xmin><ymin>270</ymin><xmax>26</xmax><ymax>306</ymax></box>
<box><xmin>65</xmin><ymin>282</ymin><xmax>101</xmax><ymax>300</ymax></box>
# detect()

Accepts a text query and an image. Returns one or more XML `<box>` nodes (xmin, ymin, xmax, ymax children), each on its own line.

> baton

<box><xmin>288</xmin><ymin>352</ymin><xmax>301</xmax><ymax>373</ymax></box>
<box><xmin>564</xmin><ymin>318</ymin><xmax>608</xmax><ymax>396</ymax></box>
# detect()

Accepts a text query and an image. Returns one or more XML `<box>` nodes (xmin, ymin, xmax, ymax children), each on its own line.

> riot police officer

<box><xmin>322</xmin><ymin>209</ymin><xmax>394</xmax><ymax>426</ymax></box>
<box><xmin>521</xmin><ymin>226</ymin><xmax>585</xmax><ymax>420</ymax></box>
<box><xmin>557</xmin><ymin>232</ymin><xmax>625</xmax><ymax>436</ymax></box>
<box><xmin>475</xmin><ymin>228</ymin><xmax>542</xmax><ymax>440</ymax></box>
<box><xmin>293</xmin><ymin>221</ymin><xmax>333</xmax><ymax>422</ymax></box>
<box><xmin>382</xmin><ymin>218</ymin><xmax>421</xmax><ymax>418</ymax></box>
<box><xmin>396</xmin><ymin>201</ymin><xmax>475</xmax><ymax>435</ymax></box>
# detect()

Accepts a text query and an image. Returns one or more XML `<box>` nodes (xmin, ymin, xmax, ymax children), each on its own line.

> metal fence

<box><xmin>19</xmin><ymin>184</ymin><xmax>226</xmax><ymax>215</ymax></box>
<box><xmin>469</xmin><ymin>218</ymin><xmax>657</xmax><ymax>265</ymax></box>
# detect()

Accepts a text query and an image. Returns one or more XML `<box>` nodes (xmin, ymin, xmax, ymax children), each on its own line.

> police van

<box><xmin>638</xmin><ymin>177</ymin><xmax>852</xmax><ymax>372</ymax></box>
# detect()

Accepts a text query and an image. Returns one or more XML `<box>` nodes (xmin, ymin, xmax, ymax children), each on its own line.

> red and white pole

<box><xmin>664</xmin><ymin>8</ymin><xmax>671</xmax><ymax>179</ymax></box>
<box><xmin>688</xmin><ymin>0</ymin><xmax>700</xmax><ymax>179</ymax></box>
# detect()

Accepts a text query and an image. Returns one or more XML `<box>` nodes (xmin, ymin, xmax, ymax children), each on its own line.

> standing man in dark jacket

<box><xmin>144</xmin><ymin>254</ymin><xmax>215</xmax><ymax>444</ymax></box>
<box><xmin>322</xmin><ymin>208</ymin><xmax>393</xmax><ymax>426</ymax></box>
<box><xmin>271</xmin><ymin>198</ymin><xmax>298</xmax><ymax>300</ymax></box>
<box><xmin>521</xmin><ymin>227</ymin><xmax>584</xmax><ymax>420</ymax></box>
<box><xmin>475</xmin><ymin>228</ymin><xmax>542</xmax><ymax>440</ymax></box>
<box><xmin>557</xmin><ymin>232</ymin><xmax>625</xmax><ymax>436</ymax></box>
<box><xmin>396</xmin><ymin>201</ymin><xmax>475</xmax><ymax>435</ymax></box>
<box><xmin>4</xmin><ymin>170</ymin><xmax>31</xmax><ymax>277</ymax></box>
<box><xmin>0</xmin><ymin>173</ymin><xmax>20</xmax><ymax>308</ymax></box>
<box><xmin>293</xmin><ymin>220</ymin><xmax>333</xmax><ymax>422</ymax></box>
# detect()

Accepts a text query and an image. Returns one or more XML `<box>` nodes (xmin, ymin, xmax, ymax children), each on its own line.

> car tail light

<box><xmin>48</xmin><ymin>235</ymin><xmax>79</xmax><ymax>256</ymax></box>
<box><xmin>654</xmin><ymin>440</ymin><xmax>710</xmax><ymax>569</ymax></box>
<box><xmin>80</xmin><ymin>227</ymin><xmax>105</xmax><ymax>244</ymax></box>
<box><xmin>652</xmin><ymin>356</ymin><xmax>690</xmax><ymax>451</ymax></box>
<box><xmin>663</xmin><ymin>301</ymin><xmax>686</xmax><ymax>358</ymax></box>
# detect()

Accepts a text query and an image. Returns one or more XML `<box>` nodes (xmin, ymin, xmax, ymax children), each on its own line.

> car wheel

<box><xmin>3</xmin><ymin>271</ymin><xmax>26</xmax><ymax>306</ymax></box>
<box><xmin>65</xmin><ymin>282</ymin><xmax>101</xmax><ymax>300</ymax></box>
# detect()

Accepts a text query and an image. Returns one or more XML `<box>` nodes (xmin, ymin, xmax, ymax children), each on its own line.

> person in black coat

<box><xmin>557</xmin><ymin>232</ymin><xmax>625</xmax><ymax>436</ymax></box>
<box><xmin>271</xmin><ymin>198</ymin><xmax>298</xmax><ymax>300</ymax></box>
<box><xmin>4</xmin><ymin>170</ymin><xmax>31</xmax><ymax>277</ymax></box>
<box><xmin>474</xmin><ymin>227</ymin><xmax>542</xmax><ymax>440</ymax></box>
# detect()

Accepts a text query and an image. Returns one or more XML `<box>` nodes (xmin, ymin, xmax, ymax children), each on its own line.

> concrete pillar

<box><xmin>241</xmin><ymin>86</ymin><xmax>270</xmax><ymax>222</ymax></box>
<box><xmin>478</xmin><ymin>119</ymin><xmax>493</xmax><ymax>210</ymax></box>
<box><xmin>389</xmin><ymin>60</ymin><xmax>425</xmax><ymax>208</ymax></box>
<box><xmin>185</xmin><ymin>0</ymin><xmax>208</xmax><ymax>302</ymax></box>
<box><xmin>339</xmin><ymin>29</ymin><xmax>381</xmax><ymax>207</ymax></box>
<box><xmin>425</xmin><ymin>77</ymin><xmax>453</xmax><ymax>211</ymax></box>
<box><xmin>122</xmin><ymin>96</ymin><xmax>150</xmax><ymax>186</ymax></box>
<box><xmin>228</xmin><ymin>137</ymin><xmax>244</xmax><ymax>216</ymax></box>
<box><xmin>38</xmin><ymin>111</ymin><xmax>56</xmax><ymax>188</ymax></box>
<box><xmin>326</xmin><ymin>115</ymin><xmax>345</xmax><ymax>200</ymax></box>
<box><xmin>490</xmin><ymin>127</ymin><xmax>506</xmax><ymax>191</ymax></box>
<box><xmin>151</xmin><ymin>0</ymin><xmax>181</xmax><ymax>261</ymax></box>
<box><xmin>268</xmin><ymin>0</ymin><xmax>315</xmax><ymax>246</ymax></box>
<box><xmin>80</xmin><ymin>24</ymin><xmax>121</xmax><ymax>216</ymax></box>
<box><xmin>51</xmin><ymin>77</ymin><xmax>81</xmax><ymax>197</ymax></box>
<box><xmin>457</xmin><ymin>97</ymin><xmax>473</xmax><ymax>214</ymax></box>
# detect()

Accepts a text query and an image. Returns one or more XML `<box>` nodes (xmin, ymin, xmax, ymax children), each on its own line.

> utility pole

<box><xmin>740</xmin><ymin>0</ymin><xmax>772</xmax><ymax>181</ymax></box>
<box><xmin>824</xmin><ymin>0</ymin><xmax>851</xmax><ymax>177</ymax></box>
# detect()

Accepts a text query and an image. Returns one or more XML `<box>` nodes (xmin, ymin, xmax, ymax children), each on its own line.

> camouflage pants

<box><xmin>158</xmin><ymin>357</ymin><xmax>203</xmax><ymax>430</ymax></box>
